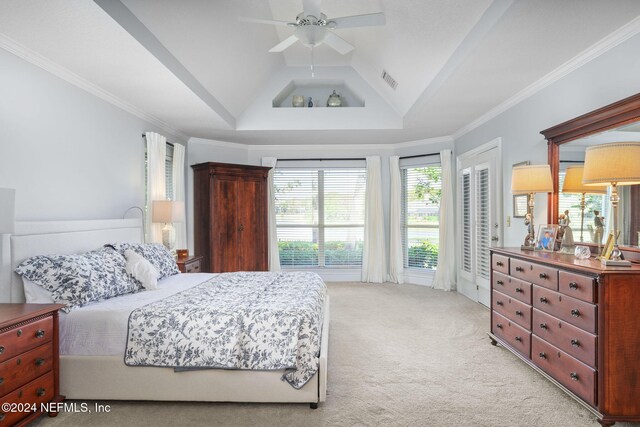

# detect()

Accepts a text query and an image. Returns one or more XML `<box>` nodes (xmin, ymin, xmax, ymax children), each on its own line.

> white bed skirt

<box><xmin>60</xmin><ymin>297</ymin><xmax>329</xmax><ymax>404</ymax></box>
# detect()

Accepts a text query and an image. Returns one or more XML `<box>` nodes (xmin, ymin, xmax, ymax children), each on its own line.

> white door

<box><xmin>457</xmin><ymin>142</ymin><xmax>502</xmax><ymax>307</ymax></box>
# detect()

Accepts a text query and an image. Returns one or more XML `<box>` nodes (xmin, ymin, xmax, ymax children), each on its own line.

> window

<box><xmin>274</xmin><ymin>167</ymin><xmax>366</xmax><ymax>268</ymax></box>
<box><xmin>401</xmin><ymin>164</ymin><xmax>442</xmax><ymax>270</ymax></box>
<box><xmin>558</xmin><ymin>169</ymin><xmax>606</xmax><ymax>242</ymax></box>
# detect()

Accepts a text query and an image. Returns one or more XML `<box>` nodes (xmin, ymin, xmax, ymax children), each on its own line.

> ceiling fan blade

<box><xmin>269</xmin><ymin>35</ymin><xmax>299</xmax><ymax>53</ymax></box>
<box><xmin>323</xmin><ymin>32</ymin><xmax>354</xmax><ymax>55</ymax></box>
<box><xmin>302</xmin><ymin>0</ymin><xmax>322</xmax><ymax>18</ymax></box>
<box><xmin>328</xmin><ymin>12</ymin><xmax>385</xmax><ymax>29</ymax></box>
<box><xmin>239</xmin><ymin>17</ymin><xmax>294</xmax><ymax>27</ymax></box>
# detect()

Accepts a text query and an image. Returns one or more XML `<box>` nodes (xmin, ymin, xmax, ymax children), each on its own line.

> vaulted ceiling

<box><xmin>2</xmin><ymin>0</ymin><xmax>640</xmax><ymax>144</ymax></box>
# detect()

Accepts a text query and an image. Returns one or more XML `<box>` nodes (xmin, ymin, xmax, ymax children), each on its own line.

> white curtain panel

<box><xmin>388</xmin><ymin>156</ymin><xmax>404</xmax><ymax>284</ymax></box>
<box><xmin>362</xmin><ymin>156</ymin><xmax>387</xmax><ymax>283</ymax></box>
<box><xmin>172</xmin><ymin>143</ymin><xmax>187</xmax><ymax>250</ymax></box>
<box><xmin>432</xmin><ymin>149</ymin><xmax>456</xmax><ymax>291</ymax></box>
<box><xmin>145</xmin><ymin>132</ymin><xmax>166</xmax><ymax>244</ymax></box>
<box><xmin>262</xmin><ymin>157</ymin><xmax>281</xmax><ymax>271</ymax></box>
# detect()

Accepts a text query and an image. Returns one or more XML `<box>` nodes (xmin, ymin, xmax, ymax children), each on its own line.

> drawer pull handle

<box><xmin>0</xmin><ymin>346</ymin><xmax>4</xmax><ymax>354</ymax></box>
<box><xmin>539</xmin><ymin>273</ymin><xmax>549</xmax><ymax>279</ymax></box>
<box><xmin>496</xmin><ymin>323</ymin><xmax>503</xmax><ymax>329</ymax></box>
<box><xmin>538</xmin><ymin>352</ymin><xmax>546</xmax><ymax>359</ymax></box>
<box><xmin>539</xmin><ymin>323</ymin><xmax>548</xmax><ymax>329</ymax></box>
<box><xmin>515</xmin><ymin>287</ymin><xmax>523</xmax><ymax>293</ymax></box>
<box><xmin>496</xmin><ymin>301</ymin><xmax>504</xmax><ymax>306</ymax></box>
<box><xmin>35</xmin><ymin>329</ymin><xmax>46</xmax><ymax>338</ymax></box>
<box><xmin>515</xmin><ymin>266</ymin><xmax>524</xmax><ymax>272</ymax></box>
<box><xmin>36</xmin><ymin>387</ymin><xmax>46</xmax><ymax>397</ymax></box>
<box><xmin>539</xmin><ymin>297</ymin><xmax>548</xmax><ymax>304</ymax></box>
<box><xmin>571</xmin><ymin>309</ymin><xmax>581</xmax><ymax>317</ymax></box>
<box><xmin>571</xmin><ymin>339</ymin><xmax>580</xmax><ymax>347</ymax></box>
<box><xmin>496</xmin><ymin>280</ymin><xmax>504</xmax><ymax>285</ymax></box>
<box><xmin>35</xmin><ymin>358</ymin><xmax>46</xmax><ymax>366</ymax></box>
<box><xmin>570</xmin><ymin>372</ymin><xmax>579</xmax><ymax>381</ymax></box>
<box><xmin>569</xmin><ymin>282</ymin><xmax>579</xmax><ymax>290</ymax></box>
<box><xmin>515</xmin><ymin>310</ymin><xmax>523</xmax><ymax>316</ymax></box>
<box><xmin>515</xmin><ymin>336</ymin><xmax>522</xmax><ymax>342</ymax></box>
<box><xmin>496</xmin><ymin>261</ymin><xmax>504</xmax><ymax>267</ymax></box>
<box><xmin>17</xmin><ymin>329</ymin><xmax>22</xmax><ymax>337</ymax></box>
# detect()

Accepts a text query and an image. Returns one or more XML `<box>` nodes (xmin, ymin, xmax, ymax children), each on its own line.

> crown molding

<box><xmin>452</xmin><ymin>15</ymin><xmax>640</xmax><ymax>140</ymax></box>
<box><xmin>189</xmin><ymin>138</ymin><xmax>248</xmax><ymax>150</ymax></box>
<box><xmin>0</xmin><ymin>33</ymin><xmax>188</xmax><ymax>142</ymax></box>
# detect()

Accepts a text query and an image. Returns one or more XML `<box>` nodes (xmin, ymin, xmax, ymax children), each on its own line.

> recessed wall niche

<box><xmin>272</xmin><ymin>79</ymin><xmax>365</xmax><ymax>108</ymax></box>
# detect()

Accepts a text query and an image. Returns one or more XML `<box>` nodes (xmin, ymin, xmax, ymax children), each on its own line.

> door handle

<box><xmin>491</xmin><ymin>236</ymin><xmax>499</xmax><ymax>242</ymax></box>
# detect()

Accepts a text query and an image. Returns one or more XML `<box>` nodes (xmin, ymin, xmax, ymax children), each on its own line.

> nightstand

<box><xmin>0</xmin><ymin>304</ymin><xmax>65</xmax><ymax>426</ymax></box>
<box><xmin>176</xmin><ymin>255</ymin><xmax>203</xmax><ymax>273</ymax></box>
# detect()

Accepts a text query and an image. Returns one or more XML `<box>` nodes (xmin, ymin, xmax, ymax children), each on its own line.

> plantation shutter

<box><xmin>476</xmin><ymin>167</ymin><xmax>490</xmax><ymax>280</ymax></box>
<box><xmin>461</xmin><ymin>170</ymin><xmax>472</xmax><ymax>273</ymax></box>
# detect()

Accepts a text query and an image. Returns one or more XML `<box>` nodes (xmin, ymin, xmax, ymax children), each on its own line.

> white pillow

<box><xmin>124</xmin><ymin>249</ymin><xmax>160</xmax><ymax>290</ymax></box>
<box><xmin>23</xmin><ymin>278</ymin><xmax>55</xmax><ymax>304</ymax></box>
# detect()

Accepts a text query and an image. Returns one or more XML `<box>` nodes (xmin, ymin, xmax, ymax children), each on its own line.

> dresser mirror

<box><xmin>541</xmin><ymin>92</ymin><xmax>640</xmax><ymax>257</ymax></box>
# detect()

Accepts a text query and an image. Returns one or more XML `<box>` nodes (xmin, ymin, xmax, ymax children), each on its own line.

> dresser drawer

<box><xmin>558</xmin><ymin>271</ymin><xmax>596</xmax><ymax>303</ymax></box>
<box><xmin>0</xmin><ymin>342</ymin><xmax>53</xmax><ymax>397</ymax></box>
<box><xmin>493</xmin><ymin>272</ymin><xmax>532</xmax><ymax>305</ymax></box>
<box><xmin>0</xmin><ymin>371</ymin><xmax>54</xmax><ymax>426</ymax></box>
<box><xmin>0</xmin><ymin>316</ymin><xmax>53</xmax><ymax>363</ymax></box>
<box><xmin>510</xmin><ymin>258</ymin><xmax>558</xmax><ymax>290</ymax></box>
<box><xmin>184</xmin><ymin>262</ymin><xmax>201</xmax><ymax>273</ymax></box>
<box><xmin>533</xmin><ymin>286</ymin><xmax>597</xmax><ymax>334</ymax></box>
<box><xmin>532</xmin><ymin>336</ymin><xmax>596</xmax><ymax>406</ymax></box>
<box><xmin>492</xmin><ymin>254</ymin><xmax>509</xmax><ymax>275</ymax></box>
<box><xmin>532</xmin><ymin>309</ymin><xmax>596</xmax><ymax>368</ymax></box>
<box><xmin>493</xmin><ymin>312</ymin><xmax>531</xmax><ymax>358</ymax></box>
<box><xmin>492</xmin><ymin>290</ymin><xmax>532</xmax><ymax>330</ymax></box>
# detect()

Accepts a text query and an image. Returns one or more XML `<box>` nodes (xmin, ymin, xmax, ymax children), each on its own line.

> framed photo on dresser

<box><xmin>535</xmin><ymin>225</ymin><xmax>558</xmax><ymax>251</ymax></box>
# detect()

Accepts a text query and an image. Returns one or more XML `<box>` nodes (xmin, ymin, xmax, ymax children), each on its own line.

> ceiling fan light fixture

<box><xmin>294</xmin><ymin>25</ymin><xmax>328</xmax><ymax>47</ymax></box>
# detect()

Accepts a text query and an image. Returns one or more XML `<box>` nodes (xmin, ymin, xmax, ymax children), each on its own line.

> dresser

<box><xmin>176</xmin><ymin>255</ymin><xmax>203</xmax><ymax>273</ymax></box>
<box><xmin>0</xmin><ymin>304</ymin><xmax>65</xmax><ymax>426</ymax></box>
<box><xmin>192</xmin><ymin>162</ymin><xmax>270</xmax><ymax>273</ymax></box>
<box><xmin>489</xmin><ymin>248</ymin><xmax>640</xmax><ymax>426</ymax></box>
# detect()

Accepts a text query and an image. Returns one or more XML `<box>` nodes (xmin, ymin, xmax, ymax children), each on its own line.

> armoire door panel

<box><xmin>237</xmin><ymin>179</ymin><xmax>267</xmax><ymax>271</ymax></box>
<box><xmin>212</xmin><ymin>177</ymin><xmax>238</xmax><ymax>272</ymax></box>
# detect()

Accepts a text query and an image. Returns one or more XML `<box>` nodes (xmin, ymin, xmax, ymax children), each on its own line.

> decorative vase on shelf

<box><xmin>308</xmin><ymin>97</ymin><xmax>313</xmax><ymax>108</ymax></box>
<box><xmin>292</xmin><ymin>95</ymin><xmax>305</xmax><ymax>108</ymax></box>
<box><xmin>327</xmin><ymin>90</ymin><xmax>342</xmax><ymax>107</ymax></box>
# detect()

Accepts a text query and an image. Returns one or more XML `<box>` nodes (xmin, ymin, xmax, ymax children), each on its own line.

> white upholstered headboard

<box><xmin>3</xmin><ymin>219</ymin><xmax>143</xmax><ymax>303</ymax></box>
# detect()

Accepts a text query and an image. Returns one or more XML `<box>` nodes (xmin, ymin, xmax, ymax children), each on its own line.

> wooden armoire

<box><xmin>192</xmin><ymin>162</ymin><xmax>271</xmax><ymax>272</ymax></box>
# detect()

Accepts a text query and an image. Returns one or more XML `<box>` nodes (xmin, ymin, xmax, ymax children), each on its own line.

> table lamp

<box><xmin>583</xmin><ymin>142</ymin><xmax>640</xmax><ymax>266</ymax></box>
<box><xmin>561</xmin><ymin>165</ymin><xmax>607</xmax><ymax>243</ymax></box>
<box><xmin>511</xmin><ymin>165</ymin><xmax>553</xmax><ymax>250</ymax></box>
<box><xmin>152</xmin><ymin>200</ymin><xmax>185</xmax><ymax>252</ymax></box>
<box><xmin>0</xmin><ymin>188</ymin><xmax>16</xmax><ymax>234</ymax></box>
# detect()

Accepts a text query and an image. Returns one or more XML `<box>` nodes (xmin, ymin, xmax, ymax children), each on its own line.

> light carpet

<box><xmin>34</xmin><ymin>282</ymin><xmax>639</xmax><ymax>427</ymax></box>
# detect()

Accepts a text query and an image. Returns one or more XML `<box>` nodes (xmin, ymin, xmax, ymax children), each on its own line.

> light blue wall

<box><xmin>455</xmin><ymin>33</ymin><xmax>640</xmax><ymax>247</ymax></box>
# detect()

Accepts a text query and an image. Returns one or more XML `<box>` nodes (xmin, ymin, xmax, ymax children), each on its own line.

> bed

<box><xmin>5</xmin><ymin>219</ymin><xmax>329</xmax><ymax>407</ymax></box>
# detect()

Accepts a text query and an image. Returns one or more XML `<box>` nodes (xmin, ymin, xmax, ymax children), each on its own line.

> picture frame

<box><xmin>600</xmin><ymin>231</ymin><xmax>620</xmax><ymax>260</ymax></box>
<box><xmin>513</xmin><ymin>194</ymin><xmax>529</xmax><ymax>218</ymax></box>
<box><xmin>535</xmin><ymin>224</ymin><xmax>558</xmax><ymax>251</ymax></box>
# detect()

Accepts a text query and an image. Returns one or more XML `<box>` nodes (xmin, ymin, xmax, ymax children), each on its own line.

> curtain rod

<box><xmin>278</xmin><ymin>158</ymin><xmax>366</xmax><ymax>162</ymax></box>
<box><xmin>399</xmin><ymin>152</ymin><xmax>440</xmax><ymax>160</ymax></box>
<box><xmin>141</xmin><ymin>133</ymin><xmax>174</xmax><ymax>147</ymax></box>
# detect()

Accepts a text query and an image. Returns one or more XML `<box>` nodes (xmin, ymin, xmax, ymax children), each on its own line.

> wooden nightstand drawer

<box><xmin>0</xmin><ymin>316</ymin><xmax>52</xmax><ymax>364</ymax></box>
<box><xmin>177</xmin><ymin>256</ymin><xmax>203</xmax><ymax>274</ymax></box>
<box><xmin>0</xmin><ymin>371</ymin><xmax>54</xmax><ymax>426</ymax></box>
<box><xmin>0</xmin><ymin>342</ymin><xmax>52</xmax><ymax>396</ymax></box>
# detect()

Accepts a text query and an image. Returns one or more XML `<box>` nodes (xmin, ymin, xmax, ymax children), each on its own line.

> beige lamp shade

<box><xmin>583</xmin><ymin>142</ymin><xmax>640</xmax><ymax>186</ymax></box>
<box><xmin>152</xmin><ymin>200</ymin><xmax>185</xmax><ymax>223</ymax></box>
<box><xmin>511</xmin><ymin>165</ymin><xmax>553</xmax><ymax>194</ymax></box>
<box><xmin>561</xmin><ymin>166</ymin><xmax>607</xmax><ymax>194</ymax></box>
<box><xmin>0</xmin><ymin>188</ymin><xmax>16</xmax><ymax>234</ymax></box>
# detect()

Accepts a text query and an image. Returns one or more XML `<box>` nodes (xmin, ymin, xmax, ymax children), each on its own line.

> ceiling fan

<box><xmin>240</xmin><ymin>0</ymin><xmax>385</xmax><ymax>55</ymax></box>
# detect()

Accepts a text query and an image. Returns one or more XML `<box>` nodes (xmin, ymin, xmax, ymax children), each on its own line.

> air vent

<box><xmin>381</xmin><ymin>70</ymin><xmax>398</xmax><ymax>90</ymax></box>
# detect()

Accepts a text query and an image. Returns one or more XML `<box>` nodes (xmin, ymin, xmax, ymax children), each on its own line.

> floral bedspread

<box><xmin>124</xmin><ymin>271</ymin><xmax>326</xmax><ymax>389</ymax></box>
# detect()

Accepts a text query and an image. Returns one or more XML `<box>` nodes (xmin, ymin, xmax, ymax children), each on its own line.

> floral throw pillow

<box><xmin>15</xmin><ymin>247</ymin><xmax>141</xmax><ymax>312</ymax></box>
<box><xmin>106</xmin><ymin>243</ymin><xmax>180</xmax><ymax>279</ymax></box>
